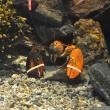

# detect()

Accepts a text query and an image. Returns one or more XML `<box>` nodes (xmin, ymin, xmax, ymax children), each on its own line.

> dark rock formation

<box><xmin>94</xmin><ymin>7</ymin><xmax>110</xmax><ymax>53</ymax></box>
<box><xmin>12</xmin><ymin>0</ymin><xmax>110</xmax><ymax>25</ymax></box>
<box><xmin>61</xmin><ymin>0</ymin><xmax>110</xmax><ymax>54</ymax></box>
<box><xmin>71</xmin><ymin>19</ymin><xmax>106</xmax><ymax>64</ymax></box>
<box><xmin>12</xmin><ymin>0</ymin><xmax>66</xmax><ymax>44</ymax></box>
<box><xmin>91</xmin><ymin>106</ymin><xmax>110</xmax><ymax>110</ymax></box>
<box><xmin>33</xmin><ymin>26</ymin><xmax>66</xmax><ymax>44</ymax></box>
<box><xmin>12</xmin><ymin>0</ymin><xmax>110</xmax><ymax>46</ymax></box>
<box><xmin>62</xmin><ymin>0</ymin><xmax>110</xmax><ymax>17</ymax></box>
<box><xmin>89</xmin><ymin>63</ymin><xmax>110</xmax><ymax>105</ymax></box>
<box><xmin>12</xmin><ymin>0</ymin><xmax>64</xmax><ymax>27</ymax></box>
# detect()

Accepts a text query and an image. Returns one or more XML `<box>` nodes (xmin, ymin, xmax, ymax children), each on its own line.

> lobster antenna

<box><xmin>53</xmin><ymin>31</ymin><xmax>56</xmax><ymax>41</ymax></box>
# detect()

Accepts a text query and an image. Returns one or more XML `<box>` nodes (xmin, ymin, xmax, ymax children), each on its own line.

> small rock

<box><xmin>89</xmin><ymin>63</ymin><xmax>110</xmax><ymax>105</ymax></box>
<box><xmin>11</xmin><ymin>74</ymin><xmax>21</xmax><ymax>79</ymax></box>
<box><xmin>42</xmin><ymin>93</ymin><xmax>49</xmax><ymax>99</ymax></box>
<box><xmin>0</xmin><ymin>96</ymin><xmax>4</xmax><ymax>101</ymax></box>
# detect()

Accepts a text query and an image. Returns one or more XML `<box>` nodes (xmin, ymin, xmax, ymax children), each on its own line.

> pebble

<box><xmin>0</xmin><ymin>96</ymin><xmax>4</xmax><ymax>101</ymax></box>
<box><xmin>11</xmin><ymin>74</ymin><xmax>21</xmax><ymax>79</ymax></box>
<box><xmin>7</xmin><ymin>55</ymin><xmax>12</xmax><ymax>59</ymax></box>
<box><xmin>0</xmin><ymin>78</ymin><xmax>4</xmax><ymax>85</ymax></box>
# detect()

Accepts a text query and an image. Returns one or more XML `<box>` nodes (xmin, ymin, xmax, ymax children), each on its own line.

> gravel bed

<box><xmin>0</xmin><ymin>73</ymin><xmax>105</xmax><ymax>110</ymax></box>
<box><xmin>0</xmin><ymin>55</ymin><xmax>106</xmax><ymax>110</ymax></box>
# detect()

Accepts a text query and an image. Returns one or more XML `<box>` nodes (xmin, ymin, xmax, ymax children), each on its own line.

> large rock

<box><xmin>12</xmin><ymin>0</ymin><xmax>64</xmax><ymax>27</ymax></box>
<box><xmin>34</xmin><ymin>26</ymin><xmax>66</xmax><ymax>43</ymax></box>
<box><xmin>12</xmin><ymin>0</ymin><xmax>110</xmax><ymax>25</ymax></box>
<box><xmin>89</xmin><ymin>63</ymin><xmax>110</xmax><ymax>105</ymax></box>
<box><xmin>91</xmin><ymin>106</ymin><xmax>110</xmax><ymax>110</ymax></box>
<box><xmin>12</xmin><ymin>0</ymin><xmax>65</xmax><ymax>43</ymax></box>
<box><xmin>12</xmin><ymin>0</ymin><xmax>110</xmax><ymax>49</ymax></box>
<box><xmin>95</xmin><ymin>6</ymin><xmax>110</xmax><ymax>53</ymax></box>
<box><xmin>62</xmin><ymin>0</ymin><xmax>110</xmax><ymax>17</ymax></box>
<box><xmin>72</xmin><ymin>19</ymin><xmax>106</xmax><ymax>64</ymax></box>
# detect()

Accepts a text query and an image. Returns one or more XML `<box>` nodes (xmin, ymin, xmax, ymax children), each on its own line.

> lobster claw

<box><xmin>26</xmin><ymin>46</ymin><xmax>45</xmax><ymax>78</ymax></box>
<box><xmin>66</xmin><ymin>47</ymin><xmax>84</xmax><ymax>79</ymax></box>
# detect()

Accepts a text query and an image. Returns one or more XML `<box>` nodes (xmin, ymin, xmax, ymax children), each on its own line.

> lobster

<box><xmin>49</xmin><ymin>40</ymin><xmax>84</xmax><ymax>79</ymax></box>
<box><xmin>26</xmin><ymin>40</ymin><xmax>84</xmax><ymax>79</ymax></box>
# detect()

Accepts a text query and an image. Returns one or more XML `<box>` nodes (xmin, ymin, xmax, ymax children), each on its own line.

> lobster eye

<box><xmin>36</xmin><ymin>57</ymin><xmax>40</xmax><ymax>60</ymax></box>
<box><xmin>55</xmin><ymin>42</ymin><xmax>58</xmax><ymax>45</ymax></box>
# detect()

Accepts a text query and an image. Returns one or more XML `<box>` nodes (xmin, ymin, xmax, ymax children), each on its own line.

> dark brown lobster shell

<box><xmin>26</xmin><ymin>45</ymin><xmax>45</xmax><ymax>78</ymax></box>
